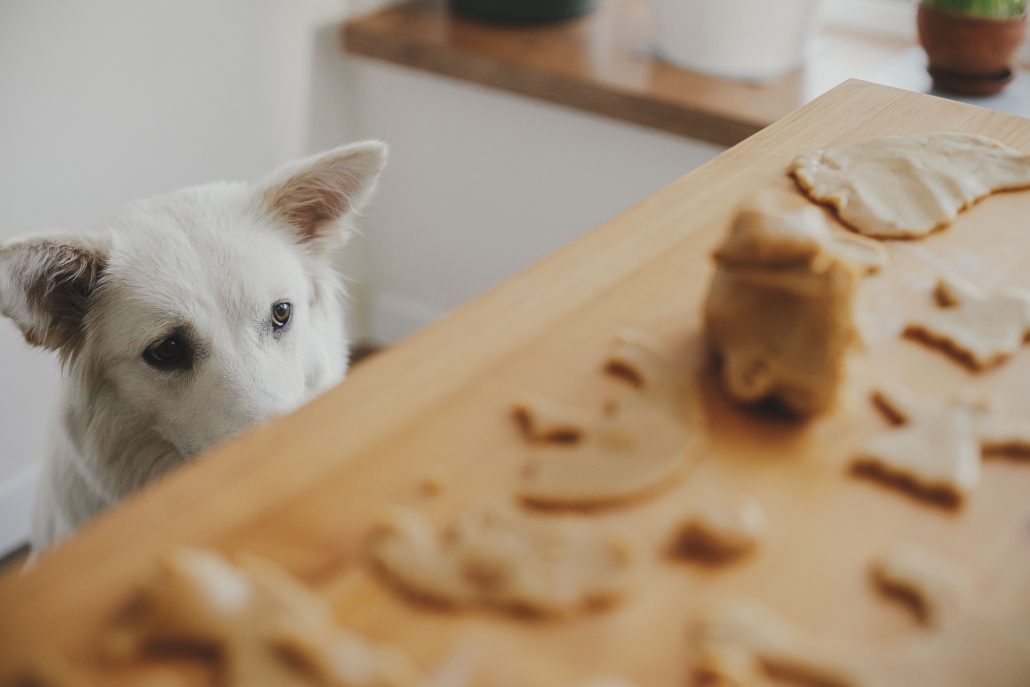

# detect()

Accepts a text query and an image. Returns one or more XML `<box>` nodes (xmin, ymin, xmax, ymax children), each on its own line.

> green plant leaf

<box><xmin>921</xmin><ymin>0</ymin><xmax>1027</xmax><ymax>18</ymax></box>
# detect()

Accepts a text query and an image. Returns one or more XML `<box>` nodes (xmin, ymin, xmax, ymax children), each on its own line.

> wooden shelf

<box><xmin>342</xmin><ymin>0</ymin><xmax>912</xmax><ymax>146</ymax></box>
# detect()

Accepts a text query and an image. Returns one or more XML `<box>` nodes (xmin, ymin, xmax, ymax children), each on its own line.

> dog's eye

<box><xmin>143</xmin><ymin>333</ymin><xmax>186</xmax><ymax>369</ymax></box>
<box><xmin>272</xmin><ymin>301</ymin><xmax>291</xmax><ymax>329</ymax></box>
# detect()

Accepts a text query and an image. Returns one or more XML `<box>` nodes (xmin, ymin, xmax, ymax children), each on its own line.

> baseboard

<box><xmin>370</xmin><ymin>291</ymin><xmax>445</xmax><ymax>344</ymax></box>
<box><xmin>0</xmin><ymin>464</ymin><xmax>38</xmax><ymax>557</ymax></box>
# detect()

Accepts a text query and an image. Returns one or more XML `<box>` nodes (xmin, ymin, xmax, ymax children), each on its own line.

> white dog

<box><xmin>0</xmin><ymin>141</ymin><xmax>387</xmax><ymax>552</ymax></box>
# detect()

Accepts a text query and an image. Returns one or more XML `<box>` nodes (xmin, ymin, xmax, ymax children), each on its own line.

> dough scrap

<box><xmin>705</xmin><ymin>191</ymin><xmax>883</xmax><ymax>417</ymax></box>
<box><xmin>691</xmin><ymin>548</ymin><xmax>1030</xmax><ymax>686</ymax></box>
<box><xmin>903</xmin><ymin>277</ymin><xmax>1030</xmax><ymax>370</ymax></box>
<box><xmin>514</xmin><ymin>334</ymin><xmax>697</xmax><ymax>508</ymax></box>
<box><xmin>976</xmin><ymin>413</ymin><xmax>1030</xmax><ymax>457</ymax></box>
<box><xmin>103</xmin><ymin>548</ymin><xmax>416</xmax><ymax>687</ymax></box>
<box><xmin>512</xmin><ymin>394</ymin><xmax>591</xmax><ymax>444</ymax></box>
<box><xmin>853</xmin><ymin>387</ymin><xmax>981</xmax><ymax>508</ymax></box>
<box><xmin>667</xmin><ymin>501</ymin><xmax>766</xmax><ymax>566</ymax></box>
<box><xmin>791</xmin><ymin>132</ymin><xmax>1030</xmax><ymax>239</ymax></box>
<box><xmin>370</xmin><ymin>505</ymin><xmax>630</xmax><ymax>617</ymax></box>
<box><xmin>603</xmin><ymin>330</ymin><xmax>679</xmax><ymax>397</ymax></box>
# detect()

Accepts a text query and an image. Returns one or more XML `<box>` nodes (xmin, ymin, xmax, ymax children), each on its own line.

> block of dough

<box><xmin>904</xmin><ymin>277</ymin><xmax>1030</xmax><ymax>370</ymax></box>
<box><xmin>791</xmin><ymin>132</ymin><xmax>1030</xmax><ymax>239</ymax></box>
<box><xmin>103</xmin><ymin>548</ymin><xmax>416</xmax><ymax>687</ymax></box>
<box><xmin>704</xmin><ymin>190</ymin><xmax>884</xmax><ymax>417</ymax></box>
<box><xmin>370</xmin><ymin>505</ymin><xmax>630</xmax><ymax>617</ymax></box>
<box><xmin>691</xmin><ymin>548</ymin><xmax>1030</xmax><ymax>686</ymax></box>
<box><xmin>667</xmin><ymin>500</ymin><xmax>766</xmax><ymax>566</ymax></box>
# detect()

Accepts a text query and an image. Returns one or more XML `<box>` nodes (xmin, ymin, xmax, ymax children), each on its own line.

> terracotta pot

<box><xmin>918</xmin><ymin>4</ymin><xmax>1027</xmax><ymax>95</ymax></box>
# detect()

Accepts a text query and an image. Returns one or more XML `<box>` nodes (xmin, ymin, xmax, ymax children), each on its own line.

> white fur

<box><xmin>0</xmin><ymin>141</ymin><xmax>387</xmax><ymax>552</ymax></box>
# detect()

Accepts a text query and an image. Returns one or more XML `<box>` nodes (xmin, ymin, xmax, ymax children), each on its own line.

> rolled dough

<box><xmin>791</xmin><ymin>133</ymin><xmax>1030</xmax><ymax>239</ymax></box>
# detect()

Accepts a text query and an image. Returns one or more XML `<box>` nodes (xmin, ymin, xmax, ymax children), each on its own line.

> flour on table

<box><xmin>904</xmin><ymin>277</ymin><xmax>1030</xmax><ymax>370</ymax></box>
<box><xmin>791</xmin><ymin>132</ymin><xmax>1030</xmax><ymax>239</ymax></box>
<box><xmin>370</xmin><ymin>505</ymin><xmax>630</xmax><ymax>617</ymax></box>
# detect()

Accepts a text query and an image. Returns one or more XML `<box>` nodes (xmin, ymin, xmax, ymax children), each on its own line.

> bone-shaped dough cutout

<box><xmin>853</xmin><ymin>384</ymin><xmax>1030</xmax><ymax>508</ymax></box>
<box><xmin>514</xmin><ymin>333</ymin><xmax>697</xmax><ymax>508</ymax></box>
<box><xmin>852</xmin><ymin>386</ymin><xmax>981</xmax><ymax>509</ymax></box>
<box><xmin>667</xmin><ymin>500</ymin><xmax>766</xmax><ymax>566</ymax></box>
<box><xmin>370</xmin><ymin>505</ymin><xmax>630</xmax><ymax>617</ymax></box>
<box><xmin>691</xmin><ymin>548</ymin><xmax>1030</xmax><ymax>686</ymax></box>
<box><xmin>103</xmin><ymin>548</ymin><xmax>416</xmax><ymax>687</ymax></box>
<box><xmin>903</xmin><ymin>277</ymin><xmax>1030</xmax><ymax>371</ymax></box>
<box><xmin>791</xmin><ymin>132</ymin><xmax>1030</xmax><ymax>239</ymax></box>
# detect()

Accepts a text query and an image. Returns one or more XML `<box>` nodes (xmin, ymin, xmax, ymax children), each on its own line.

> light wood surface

<box><xmin>342</xmin><ymin>0</ymin><xmax>913</xmax><ymax>147</ymax></box>
<box><xmin>3</xmin><ymin>81</ymin><xmax>1030</xmax><ymax>684</ymax></box>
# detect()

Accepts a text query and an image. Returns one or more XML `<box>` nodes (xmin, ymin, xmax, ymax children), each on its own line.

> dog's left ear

<box><xmin>258</xmin><ymin>141</ymin><xmax>388</xmax><ymax>248</ymax></box>
<box><xmin>0</xmin><ymin>233</ymin><xmax>109</xmax><ymax>355</ymax></box>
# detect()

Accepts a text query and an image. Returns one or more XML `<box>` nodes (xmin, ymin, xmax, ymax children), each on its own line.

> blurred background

<box><xmin>1</xmin><ymin>0</ymin><xmax>1028</xmax><ymax>558</ymax></box>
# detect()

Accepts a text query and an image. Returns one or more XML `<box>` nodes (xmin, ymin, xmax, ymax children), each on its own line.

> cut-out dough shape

<box><xmin>903</xmin><ymin>277</ymin><xmax>1030</xmax><ymax>371</ymax></box>
<box><xmin>667</xmin><ymin>501</ymin><xmax>766</xmax><ymax>566</ymax></box>
<box><xmin>370</xmin><ymin>505</ymin><xmax>630</xmax><ymax>617</ymax></box>
<box><xmin>512</xmin><ymin>394</ymin><xmax>592</xmax><ymax>445</ymax></box>
<box><xmin>516</xmin><ymin>335</ymin><xmax>697</xmax><ymax>508</ymax></box>
<box><xmin>705</xmin><ymin>190</ymin><xmax>884</xmax><ymax>417</ymax></box>
<box><xmin>103</xmin><ymin>548</ymin><xmax>416</xmax><ymax>687</ymax></box>
<box><xmin>791</xmin><ymin>132</ymin><xmax>1030</xmax><ymax>239</ymax></box>
<box><xmin>853</xmin><ymin>387</ymin><xmax>980</xmax><ymax>508</ymax></box>
<box><xmin>603</xmin><ymin>330</ymin><xmax>682</xmax><ymax>400</ymax></box>
<box><xmin>976</xmin><ymin>413</ymin><xmax>1030</xmax><ymax>457</ymax></box>
<box><xmin>855</xmin><ymin>385</ymin><xmax>1030</xmax><ymax>507</ymax></box>
<box><xmin>692</xmin><ymin>548</ymin><xmax>1030</xmax><ymax>686</ymax></box>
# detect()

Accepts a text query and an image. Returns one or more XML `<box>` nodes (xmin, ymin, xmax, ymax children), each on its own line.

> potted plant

<box><xmin>919</xmin><ymin>0</ymin><xmax>1028</xmax><ymax>95</ymax></box>
<box><xmin>450</xmin><ymin>0</ymin><xmax>598</xmax><ymax>23</ymax></box>
<box><xmin>649</xmin><ymin>0</ymin><xmax>825</xmax><ymax>82</ymax></box>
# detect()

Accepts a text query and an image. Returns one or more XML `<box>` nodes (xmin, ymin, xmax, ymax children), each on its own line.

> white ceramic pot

<box><xmin>651</xmin><ymin>0</ymin><xmax>824</xmax><ymax>82</ymax></box>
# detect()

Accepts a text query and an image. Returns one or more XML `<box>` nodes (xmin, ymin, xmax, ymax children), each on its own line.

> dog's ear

<box><xmin>0</xmin><ymin>233</ymin><xmax>108</xmax><ymax>355</ymax></box>
<box><xmin>258</xmin><ymin>141</ymin><xmax>388</xmax><ymax>247</ymax></box>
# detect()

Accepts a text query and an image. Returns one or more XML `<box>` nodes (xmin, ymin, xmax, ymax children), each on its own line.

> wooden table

<box><xmin>3</xmin><ymin>81</ymin><xmax>1030</xmax><ymax>684</ymax></box>
<box><xmin>343</xmin><ymin>0</ymin><xmax>913</xmax><ymax>146</ymax></box>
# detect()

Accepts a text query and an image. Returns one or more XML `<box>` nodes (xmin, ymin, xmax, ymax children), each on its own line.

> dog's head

<box><xmin>0</xmin><ymin>142</ymin><xmax>387</xmax><ymax>460</ymax></box>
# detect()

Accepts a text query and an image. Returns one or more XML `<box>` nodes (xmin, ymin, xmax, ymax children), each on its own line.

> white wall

<box><xmin>343</xmin><ymin>60</ymin><xmax>722</xmax><ymax>341</ymax></box>
<box><xmin>0</xmin><ymin>0</ymin><xmax>354</xmax><ymax>552</ymax></box>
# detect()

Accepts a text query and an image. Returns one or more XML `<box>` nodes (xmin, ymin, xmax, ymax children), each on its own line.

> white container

<box><xmin>651</xmin><ymin>0</ymin><xmax>824</xmax><ymax>83</ymax></box>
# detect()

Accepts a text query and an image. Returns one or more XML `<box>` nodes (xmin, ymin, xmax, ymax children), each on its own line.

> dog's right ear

<box><xmin>0</xmin><ymin>234</ymin><xmax>108</xmax><ymax>355</ymax></box>
<box><xmin>258</xmin><ymin>141</ymin><xmax>388</xmax><ymax>249</ymax></box>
